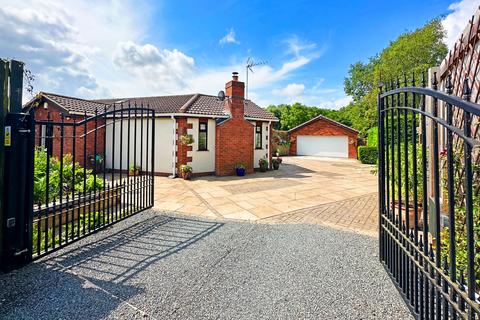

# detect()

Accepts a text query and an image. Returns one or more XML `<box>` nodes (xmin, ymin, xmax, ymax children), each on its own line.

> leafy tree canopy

<box><xmin>343</xmin><ymin>18</ymin><xmax>447</xmax><ymax>133</ymax></box>
<box><xmin>267</xmin><ymin>19</ymin><xmax>448</xmax><ymax>139</ymax></box>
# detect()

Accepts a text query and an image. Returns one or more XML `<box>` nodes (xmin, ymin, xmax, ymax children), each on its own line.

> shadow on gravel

<box><xmin>0</xmin><ymin>214</ymin><xmax>223</xmax><ymax>319</ymax></box>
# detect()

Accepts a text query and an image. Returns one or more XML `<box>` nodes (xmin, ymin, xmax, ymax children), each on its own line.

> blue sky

<box><xmin>0</xmin><ymin>0</ymin><xmax>477</xmax><ymax>108</ymax></box>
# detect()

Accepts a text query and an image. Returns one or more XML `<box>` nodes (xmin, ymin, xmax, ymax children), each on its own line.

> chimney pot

<box><xmin>232</xmin><ymin>72</ymin><xmax>239</xmax><ymax>81</ymax></box>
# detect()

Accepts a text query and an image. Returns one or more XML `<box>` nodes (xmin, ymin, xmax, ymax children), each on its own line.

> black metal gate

<box><xmin>378</xmin><ymin>73</ymin><xmax>480</xmax><ymax>319</ymax></box>
<box><xmin>2</xmin><ymin>104</ymin><xmax>155</xmax><ymax>270</ymax></box>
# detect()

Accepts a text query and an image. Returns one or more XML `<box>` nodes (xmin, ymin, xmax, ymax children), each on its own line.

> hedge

<box><xmin>358</xmin><ymin>146</ymin><xmax>378</xmax><ymax>164</ymax></box>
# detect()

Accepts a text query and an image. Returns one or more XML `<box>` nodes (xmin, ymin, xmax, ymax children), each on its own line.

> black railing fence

<box><xmin>378</xmin><ymin>72</ymin><xmax>480</xmax><ymax>319</ymax></box>
<box><xmin>30</xmin><ymin>104</ymin><xmax>155</xmax><ymax>259</ymax></box>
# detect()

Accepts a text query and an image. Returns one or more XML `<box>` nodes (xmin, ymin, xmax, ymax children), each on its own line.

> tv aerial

<box><xmin>245</xmin><ymin>57</ymin><xmax>267</xmax><ymax>100</ymax></box>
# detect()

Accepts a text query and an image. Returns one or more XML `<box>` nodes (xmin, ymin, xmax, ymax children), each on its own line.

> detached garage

<box><xmin>288</xmin><ymin>115</ymin><xmax>359</xmax><ymax>159</ymax></box>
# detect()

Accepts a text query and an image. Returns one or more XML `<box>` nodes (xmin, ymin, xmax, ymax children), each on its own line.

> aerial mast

<box><xmin>245</xmin><ymin>57</ymin><xmax>267</xmax><ymax>100</ymax></box>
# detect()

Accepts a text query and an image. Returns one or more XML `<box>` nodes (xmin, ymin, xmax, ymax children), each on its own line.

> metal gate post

<box><xmin>0</xmin><ymin>59</ymin><xmax>34</xmax><ymax>272</ymax></box>
<box><xmin>377</xmin><ymin>85</ymin><xmax>385</xmax><ymax>260</ymax></box>
<box><xmin>1</xmin><ymin>112</ymin><xmax>34</xmax><ymax>271</ymax></box>
<box><xmin>0</xmin><ymin>60</ymin><xmax>8</xmax><ymax>271</ymax></box>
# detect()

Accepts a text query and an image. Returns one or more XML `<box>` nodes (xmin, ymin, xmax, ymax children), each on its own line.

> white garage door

<box><xmin>297</xmin><ymin>135</ymin><xmax>349</xmax><ymax>158</ymax></box>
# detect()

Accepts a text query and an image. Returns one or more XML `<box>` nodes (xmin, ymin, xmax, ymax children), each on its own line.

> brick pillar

<box><xmin>176</xmin><ymin>117</ymin><xmax>192</xmax><ymax>171</ymax></box>
<box><xmin>268</xmin><ymin>122</ymin><xmax>273</xmax><ymax>168</ymax></box>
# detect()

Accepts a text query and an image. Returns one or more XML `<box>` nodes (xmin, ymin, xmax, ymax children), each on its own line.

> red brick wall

<box><xmin>175</xmin><ymin>117</ymin><xmax>193</xmax><ymax>171</ymax></box>
<box><xmin>34</xmin><ymin>105</ymin><xmax>105</xmax><ymax>168</ymax></box>
<box><xmin>215</xmin><ymin>118</ymin><xmax>254</xmax><ymax>176</ymax></box>
<box><xmin>289</xmin><ymin>118</ymin><xmax>358</xmax><ymax>158</ymax></box>
<box><xmin>268</xmin><ymin>123</ymin><xmax>273</xmax><ymax>168</ymax></box>
<box><xmin>214</xmin><ymin>73</ymin><xmax>257</xmax><ymax>176</ymax></box>
<box><xmin>225</xmin><ymin>77</ymin><xmax>245</xmax><ymax>119</ymax></box>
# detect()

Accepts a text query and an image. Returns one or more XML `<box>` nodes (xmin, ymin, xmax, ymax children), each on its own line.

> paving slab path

<box><xmin>153</xmin><ymin>157</ymin><xmax>379</xmax><ymax>235</ymax></box>
<box><xmin>0</xmin><ymin>210</ymin><xmax>412</xmax><ymax>320</ymax></box>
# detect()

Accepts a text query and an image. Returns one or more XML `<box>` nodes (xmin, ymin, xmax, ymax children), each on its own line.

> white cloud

<box><xmin>442</xmin><ymin>0</ymin><xmax>479</xmax><ymax>48</ymax></box>
<box><xmin>0</xmin><ymin>0</ymin><xmax>150</xmax><ymax>99</ymax></box>
<box><xmin>316</xmin><ymin>96</ymin><xmax>352</xmax><ymax>109</ymax></box>
<box><xmin>0</xmin><ymin>1</ymin><xmax>320</xmax><ymax>105</ymax></box>
<box><xmin>284</xmin><ymin>35</ymin><xmax>318</xmax><ymax>58</ymax></box>
<box><xmin>219</xmin><ymin>28</ymin><xmax>240</xmax><ymax>45</ymax></box>
<box><xmin>113</xmin><ymin>41</ymin><xmax>195</xmax><ymax>93</ymax></box>
<box><xmin>272</xmin><ymin>83</ymin><xmax>305</xmax><ymax>97</ymax></box>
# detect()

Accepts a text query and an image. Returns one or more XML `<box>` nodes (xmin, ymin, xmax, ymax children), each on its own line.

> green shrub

<box><xmin>358</xmin><ymin>146</ymin><xmax>378</xmax><ymax>164</ymax></box>
<box><xmin>366</xmin><ymin>127</ymin><xmax>378</xmax><ymax>147</ymax></box>
<box><xmin>34</xmin><ymin>147</ymin><xmax>104</xmax><ymax>204</ymax></box>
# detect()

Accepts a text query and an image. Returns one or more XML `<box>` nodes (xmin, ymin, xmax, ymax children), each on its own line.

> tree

<box><xmin>343</xmin><ymin>19</ymin><xmax>448</xmax><ymax>133</ymax></box>
<box><xmin>267</xmin><ymin>103</ymin><xmax>340</xmax><ymax>131</ymax></box>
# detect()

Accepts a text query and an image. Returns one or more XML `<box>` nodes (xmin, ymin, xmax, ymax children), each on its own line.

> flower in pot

<box><xmin>179</xmin><ymin>164</ymin><xmax>193</xmax><ymax>180</ymax></box>
<box><xmin>258</xmin><ymin>158</ymin><xmax>268</xmax><ymax>172</ymax></box>
<box><xmin>235</xmin><ymin>162</ymin><xmax>246</xmax><ymax>176</ymax></box>
<box><xmin>179</xmin><ymin>133</ymin><xmax>194</xmax><ymax>145</ymax></box>
<box><xmin>272</xmin><ymin>158</ymin><xmax>281</xmax><ymax>170</ymax></box>
<box><xmin>129</xmin><ymin>164</ymin><xmax>141</xmax><ymax>176</ymax></box>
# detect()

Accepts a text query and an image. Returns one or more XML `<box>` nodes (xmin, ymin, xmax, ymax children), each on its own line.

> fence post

<box><xmin>0</xmin><ymin>59</ymin><xmax>8</xmax><ymax>271</ymax></box>
<box><xmin>0</xmin><ymin>59</ymin><xmax>31</xmax><ymax>272</ymax></box>
<box><xmin>377</xmin><ymin>84</ymin><xmax>384</xmax><ymax>260</ymax></box>
<box><xmin>426</xmin><ymin>66</ymin><xmax>440</xmax><ymax>241</ymax></box>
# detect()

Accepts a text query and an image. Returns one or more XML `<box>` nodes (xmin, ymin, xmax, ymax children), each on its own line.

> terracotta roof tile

<box><xmin>28</xmin><ymin>92</ymin><xmax>278</xmax><ymax>121</ymax></box>
<box><xmin>41</xmin><ymin>92</ymin><xmax>109</xmax><ymax>114</ymax></box>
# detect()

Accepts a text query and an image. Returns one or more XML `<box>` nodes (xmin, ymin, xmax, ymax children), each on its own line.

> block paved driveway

<box><xmin>0</xmin><ymin>211</ymin><xmax>412</xmax><ymax>319</ymax></box>
<box><xmin>154</xmin><ymin>156</ymin><xmax>378</xmax><ymax>236</ymax></box>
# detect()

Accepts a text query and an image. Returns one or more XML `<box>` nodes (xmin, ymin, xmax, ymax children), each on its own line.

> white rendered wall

<box><xmin>251</xmin><ymin>121</ymin><xmax>269</xmax><ymax>168</ymax></box>
<box><xmin>187</xmin><ymin>118</ymin><xmax>216</xmax><ymax>173</ymax></box>
<box><xmin>106</xmin><ymin>118</ymin><xmax>173</xmax><ymax>174</ymax></box>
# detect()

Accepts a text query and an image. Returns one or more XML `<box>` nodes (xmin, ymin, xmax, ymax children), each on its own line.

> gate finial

<box><xmin>432</xmin><ymin>72</ymin><xmax>438</xmax><ymax>90</ymax></box>
<box><xmin>446</xmin><ymin>75</ymin><xmax>453</xmax><ymax>95</ymax></box>
<box><xmin>462</xmin><ymin>77</ymin><xmax>471</xmax><ymax>101</ymax></box>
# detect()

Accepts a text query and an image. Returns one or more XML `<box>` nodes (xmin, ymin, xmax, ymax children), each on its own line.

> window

<box><xmin>198</xmin><ymin>121</ymin><xmax>208</xmax><ymax>151</ymax></box>
<box><xmin>255</xmin><ymin>123</ymin><xmax>262</xmax><ymax>149</ymax></box>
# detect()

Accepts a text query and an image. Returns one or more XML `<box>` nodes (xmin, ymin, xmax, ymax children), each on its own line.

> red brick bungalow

<box><xmin>25</xmin><ymin>73</ymin><xmax>278</xmax><ymax>176</ymax></box>
<box><xmin>288</xmin><ymin>115</ymin><xmax>359</xmax><ymax>159</ymax></box>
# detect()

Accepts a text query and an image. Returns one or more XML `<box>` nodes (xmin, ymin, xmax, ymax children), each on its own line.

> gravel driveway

<box><xmin>0</xmin><ymin>210</ymin><xmax>412</xmax><ymax>319</ymax></box>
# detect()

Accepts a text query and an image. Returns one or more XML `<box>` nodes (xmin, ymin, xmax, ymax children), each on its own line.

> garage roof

<box><xmin>288</xmin><ymin>115</ymin><xmax>359</xmax><ymax>135</ymax></box>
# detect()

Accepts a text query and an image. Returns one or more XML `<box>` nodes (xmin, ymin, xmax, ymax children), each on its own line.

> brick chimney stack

<box><xmin>225</xmin><ymin>72</ymin><xmax>245</xmax><ymax>119</ymax></box>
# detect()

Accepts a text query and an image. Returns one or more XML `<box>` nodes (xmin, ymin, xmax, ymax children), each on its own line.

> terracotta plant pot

<box><xmin>391</xmin><ymin>201</ymin><xmax>424</xmax><ymax>229</ymax></box>
<box><xmin>181</xmin><ymin>171</ymin><xmax>191</xmax><ymax>180</ymax></box>
<box><xmin>129</xmin><ymin>170</ymin><xmax>140</xmax><ymax>176</ymax></box>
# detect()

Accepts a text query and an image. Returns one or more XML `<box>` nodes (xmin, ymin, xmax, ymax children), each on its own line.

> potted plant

<box><xmin>88</xmin><ymin>153</ymin><xmax>104</xmax><ymax>173</ymax></box>
<box><xmin>129</xmin><ymin>164</ymin><xmax>141</xmax><ymax>176</ymax></box>
<box><xmin>179</xmin><ymin>164</ymin><xmax>193</xmax><ymax>180</ymax></box>
<box><xmin>391</xmin><ymin>144</ymin><xmax>424</xmax><ymax>229</ymax></box>
<box><xmin>272</xmin><ymin>158</ymin><xmax>281</xmax><ymax>170</ymax></box>
<box><xmin>179</xmin><ymin>133</ymin><xmax>194</xmax><ymax>145</ymax></box>
<box><xmin>235</xmin><ymin>162</ymin><xmax>246</xmax><ymax>176</ymax></box>
<box><xmin>259</xmin><ymin>158</ymin><xmax>268</xmax><ymax>172</ymax></box>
